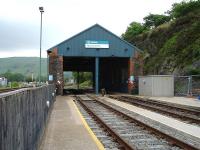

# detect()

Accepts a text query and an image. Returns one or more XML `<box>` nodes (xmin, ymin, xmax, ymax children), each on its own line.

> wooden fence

<box><xmin>0</xmin><ymin>84</ymin><xmax>56</xmax><ymax>150</ymax></box>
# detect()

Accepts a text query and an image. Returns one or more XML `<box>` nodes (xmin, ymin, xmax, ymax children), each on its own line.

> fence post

<box><xmin>187</xmin><ymin>76</ymin><xmax>192</xmax><ymax>96</ymax></box>
<box><xmin>191</xmin><ymin>75</ymin><xmax>193</xmax><ymax>95</ymax></box>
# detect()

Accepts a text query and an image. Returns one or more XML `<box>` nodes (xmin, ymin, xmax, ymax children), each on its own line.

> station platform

<box><xmin>99</xmin><ymin>96</ymin><xmax>200</xmax><ymax>139</ymax></box>
<box><xmin>135</xmin><ymin>95</ymin><xmax>200</xmax><ymax>108</ymax></box>
<box><xmin>39</xmin><ymin>96</ymin><xmax>103</xmax><ymax>150</ymax></box>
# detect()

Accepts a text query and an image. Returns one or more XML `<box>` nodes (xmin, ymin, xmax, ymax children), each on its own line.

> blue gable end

<box><xmin>49</xmin><ymin>24</ymin><xmax>136</xmax><ymax>57</ymax></box>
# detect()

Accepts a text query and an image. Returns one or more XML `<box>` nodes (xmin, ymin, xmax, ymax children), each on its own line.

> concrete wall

<box><xmin>0</xmin><ymin>84</ymin><xmax>56</xmax><ymax>150</ymax></box>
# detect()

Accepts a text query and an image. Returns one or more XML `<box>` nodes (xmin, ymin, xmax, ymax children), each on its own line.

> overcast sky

<box><xmin>0</xmin><ymin>0</ymin><xmax>183</xmax><ymax>58</ymax></box>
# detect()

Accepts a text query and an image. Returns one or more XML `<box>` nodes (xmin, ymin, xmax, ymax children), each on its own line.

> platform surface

<box><xmin>100</xmin><ymin>96</ymin><xmax>200</xmax><ymax>139</ymax></box>
<box><xmin>39</xmin><ymin>96</ymin><xmax>99</xmax><ymax>150</ymax></box>
<box><xmin>136</xmin><ymin>96</ymin><xmax>200</xmax><ymax>108</ymax></box>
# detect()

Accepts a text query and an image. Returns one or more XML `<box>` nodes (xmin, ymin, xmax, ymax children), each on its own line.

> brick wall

<box><xmin>48</xmin><ymin>48</ymin><xmax>64</xmax><ymax>95</ymax></box>
<box><xmin>128</xmin><ymin>51</ymin><xmax>143</xmax><ymax>93</ymax></box>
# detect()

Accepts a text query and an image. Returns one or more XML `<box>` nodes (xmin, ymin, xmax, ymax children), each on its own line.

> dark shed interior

<box><xmin>63</xmin><ymin>57</ymin><xmax>129</xmax><ymax>93</ymax></box>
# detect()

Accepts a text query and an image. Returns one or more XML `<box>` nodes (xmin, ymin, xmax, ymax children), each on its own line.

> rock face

<box><xmin>130</xmin><ymin>10</ymin><xmax>200</xmax><ymax>75</ymax></box>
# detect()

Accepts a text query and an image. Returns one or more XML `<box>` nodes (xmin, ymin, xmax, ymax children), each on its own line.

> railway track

<box><xmin>75</xmin><ymin>100</ymin><xmax>123</xmax><ymax>149</ymax></box>
<box><xmin>76</xmin><ymin>95</ymin><xmax>199</xmax><ymax>150</ymax></box>
<box><xmin>108</xmin><ymin>95</ymin><xmax>200</xmax><ymax>125</ymax></box>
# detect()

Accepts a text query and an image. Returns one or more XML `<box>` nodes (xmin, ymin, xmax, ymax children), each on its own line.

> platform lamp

<box><xmin>39</xmin><ymin>6</ymin><xmax>44</xmax><ymax>84</ymax></box>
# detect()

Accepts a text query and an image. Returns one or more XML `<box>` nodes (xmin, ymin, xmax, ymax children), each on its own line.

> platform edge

<box><xmin>72</xmin><ymin>100</ymin><xmax>105</xmax><ymax>150</ymax></box>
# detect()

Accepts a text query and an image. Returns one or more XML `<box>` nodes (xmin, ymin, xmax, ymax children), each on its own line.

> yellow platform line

<box><xmin>72</xmin><ymin>100</ymin><xmax>105</xmax><ymax>150</ymax></box>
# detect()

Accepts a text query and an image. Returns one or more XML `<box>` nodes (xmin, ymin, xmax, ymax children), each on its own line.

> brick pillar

<box><xmin>48</xmin><ymin>48</ymin><xmax>64</xmax><ymax>95</ymax></box>
<box><xmin>57</xmin><ymin>56</ymin><xmax>64</xmax><ymax>95</ymax></box>
<box><xmin>128</xmin><ymin>51</ymin><xmax>144</xmax><ymax>94</ymax></box>
<box><xmin>133</xmin><ymin>51</ymin><xmax>144</xmax><ymax>76</ymax></box>
<box><xmin>128</xmin><ymin>57</ymin><xmax>134</xmax><ymax>93</ymax></box>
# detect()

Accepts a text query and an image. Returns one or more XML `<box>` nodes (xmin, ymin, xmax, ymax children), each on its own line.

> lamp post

<box><xmin>39</xmin><ymin>7</ymin><xmax>44</xmax><ymax>84</ymax></box>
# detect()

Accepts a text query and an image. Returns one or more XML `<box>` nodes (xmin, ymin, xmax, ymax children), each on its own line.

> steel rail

<box><xmin>88</xmin><ymin>95</ymin><xmax>199</xmax><ymax>150</ymax></box>
<box><xmin>76</xmin><ymin>96</ymin><xmax>135</xmax><ymax>150</ymax></box>
<box><xmin>109</xmin><ymin>95</ymin><xmax>200</xmax><ymax>124</ymax></box>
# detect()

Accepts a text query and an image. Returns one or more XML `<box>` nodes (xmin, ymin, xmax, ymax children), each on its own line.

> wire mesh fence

<box><xmin>174</xmin><ymin>75</ymin><xmax>200</xmax><ymax>96</ymax></box>
<box><xmin>191</xmin><ymin>75</ymin><xmax>200</xmax><ymax>96</ymax></box>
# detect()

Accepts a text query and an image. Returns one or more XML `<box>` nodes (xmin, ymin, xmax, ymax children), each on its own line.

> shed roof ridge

<box><xmin>47</xmin><ymin>23</ymin><xmax>141</xmax><ymax>52</ymax></box>
<box><xmin>95</xmin><ymin>24</ymin><xmax>141</xmax><ymax>52</ymax></box>
<box><xmin>47</xmin><ymin>24</ymin><xmax>98</xmax><ymax>51</ymax></box>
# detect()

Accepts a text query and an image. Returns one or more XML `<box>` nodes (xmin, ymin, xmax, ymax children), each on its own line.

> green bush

<box><xmin>80</xmin><ymin>80</ymin><xmax>92</xmax><ymax>88</ymax></box>
<box><xmin>11</xmin><ymin>82</ymin><xmax>19</xmax><ymax>88</ymax></box>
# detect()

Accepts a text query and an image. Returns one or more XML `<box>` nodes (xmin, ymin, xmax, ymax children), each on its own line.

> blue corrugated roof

<box><xmin>47</xmin><ymin>24</ymin><xmax>140</xmax><ymax>57</ymax></box>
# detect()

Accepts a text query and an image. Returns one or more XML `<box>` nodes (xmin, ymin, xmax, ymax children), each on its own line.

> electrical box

<box><xmin>139</xmin><ymin>75</ymin><xmax>174</xmax><ymax>97</ymax></box>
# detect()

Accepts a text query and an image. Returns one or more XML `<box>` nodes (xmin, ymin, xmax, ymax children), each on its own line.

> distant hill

<box><xmin>0</xmin><ymin>57</ymin><xmax>73</xmax><ymax>78</ymax></box>
<box><xmin>0</xmin><ymin>57</ymin><xmax>47</xmax><ymax>77</ymax></box>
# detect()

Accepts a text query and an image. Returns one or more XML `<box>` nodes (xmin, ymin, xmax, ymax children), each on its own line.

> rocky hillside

<box><xmin>123</xmin><ymin>0</ymin><xmax>200</xmax><ymax>75</ymax></box>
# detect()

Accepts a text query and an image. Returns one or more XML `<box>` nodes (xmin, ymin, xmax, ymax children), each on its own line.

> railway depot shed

<box><xmin>47</xmin><ymin>24</ymin><xmax>142</xmax><ymax>95</ymax></box>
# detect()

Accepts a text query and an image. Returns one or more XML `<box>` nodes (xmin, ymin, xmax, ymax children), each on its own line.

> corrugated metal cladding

<box><xmin>48</xmin><ymin>24</ymin><xmax>136</xmax><ymax>57</ymax></box>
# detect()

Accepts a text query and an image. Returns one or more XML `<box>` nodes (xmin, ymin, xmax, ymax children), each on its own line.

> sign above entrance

<box><xmin>85</xmin><ymin>40</ymin><xmax>109</xmax><ymax>49</ymax></box>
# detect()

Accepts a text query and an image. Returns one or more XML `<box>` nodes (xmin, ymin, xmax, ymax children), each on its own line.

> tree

<box><xmin>169</xmin><ymin>0</ymin><xmax>200</xmax><ymax>19</ymax></box>
<box><xmin>143</xmin><ymin>14</ymin><xmax>171</xmax><ymax>28</ymax></box>
<box><xmin>72</xmin><ymin>72</ymin><xmax>92</xmax><ymax>84</ymax></box>
<box><xmin>25</xmin><ymin>76</ymin><xmax>32</xmax><ymax>82</ymax></box>
<box><xmin>122</xmin><ymin>22</ymin><xmax>148</xmax><ymax>42</ymax></box>
<box><xmin>14</xmin><ymin>73</ymin><xmax>25</xmax><ymax>81</ymax></box>
<box><xmin>1</xmin><ymin>71</ymin><xmax>25</xmax><ymax>82</ymax></box>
